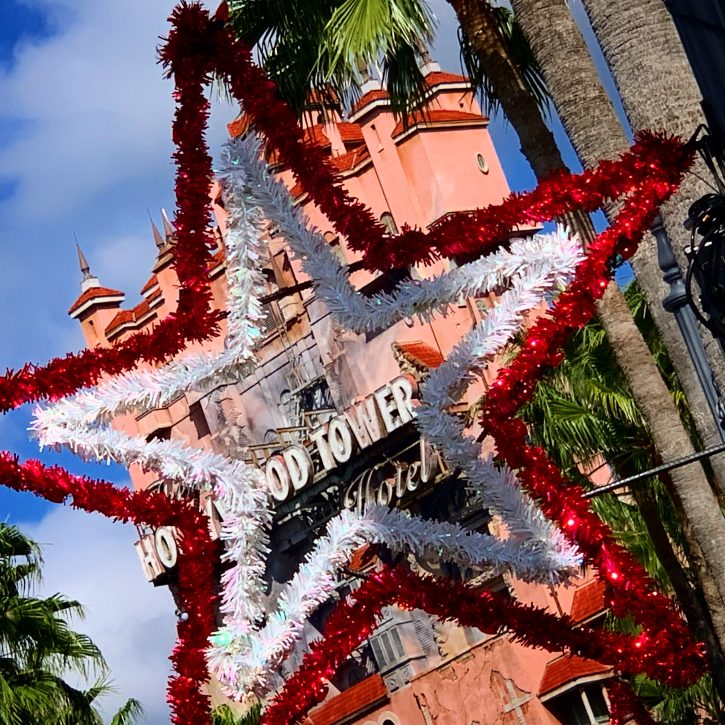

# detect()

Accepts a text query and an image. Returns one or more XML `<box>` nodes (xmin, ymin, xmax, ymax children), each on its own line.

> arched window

<box><xmin>476</xmin><ymin>152</ymin><xmax>489</xmax><ymax>174</ymax></box>
<box><xmin>380</xmin><ymin>212</ymin><xmax>398</xmax><ymax>235</ymax></box>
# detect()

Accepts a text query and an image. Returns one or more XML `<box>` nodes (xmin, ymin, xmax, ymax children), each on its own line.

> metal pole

<box><xmin>653</xmin><ymin>215</ymin><xmax>725</xmax><ymax>438</ymax></box>
<box><xmin>583</xmin><ymin>441</ymin><xmax>725</xmax><ymax>498</ymax></box>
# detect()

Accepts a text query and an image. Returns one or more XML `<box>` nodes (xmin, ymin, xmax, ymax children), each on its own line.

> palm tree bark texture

<box><xmin>581</xmin><ymin>0</ymin><xmax>725</xmax><ymax>410</ymax></box>
<box><xmin>508</xmin><ymin>0</ymin><xmax>725</xmax><ymax>683</ymax></box>
<box><xmin>505</xmin><ymin>0</ymin><xmax>725</xmax><ymax>495</ymax></box>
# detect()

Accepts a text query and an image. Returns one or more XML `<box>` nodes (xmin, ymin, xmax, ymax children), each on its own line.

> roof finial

<box><xmin>148</xmin><ymin>211</ymin><xmax>166</xmax><ymax>250</ymax></box>
<box><xmin>161</xmin><ymin>208</ymin><xmax>176</xmax><ymax>240</ymax></box>
<box><xmin>74</xmin><ymin>234</ymin><xmax>100</xmax><ymax>292</ymax></box>
<box><xmin>417</xmin><ymin>40</ymin><xmax>440</xmax><ymax>73</ymax></box>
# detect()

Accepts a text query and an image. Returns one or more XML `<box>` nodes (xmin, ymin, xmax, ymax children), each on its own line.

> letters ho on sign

<box><xmin>136</xmin><ymin>375</ymin><xmax>426</xmax><ymax>582</ymax></box>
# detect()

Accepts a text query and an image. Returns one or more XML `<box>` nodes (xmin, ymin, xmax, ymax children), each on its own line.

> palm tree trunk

<box><xmin>600</xmin><ymin>282</ymin><xmax>725</xmax><ymax>679</ymax></box>
<box><xmin>452</xmin><ymin>0</ymin><xmax>725</xmax><ymax>696</ymax></box>
<box><xmin>579</xmin><ymin>0</ymin><xmax>725</xmax><ymax>417</ymax></box>
<box><xmin>508</xmin><ymin>0</ymin><xmax>725</xmax><ymax>493</ymax></box>
<box><xmin>507</xmin><ymin>0</ymin><xmax>725</xmax><ymax>675</ymax></box>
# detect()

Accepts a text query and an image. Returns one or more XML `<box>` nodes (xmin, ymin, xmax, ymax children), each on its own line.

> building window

<box><xmin>476</xmin><ymin>152</ymin><xmax>489</xmax><ymax>174</ymax></box>
<box><xmin>380</xmin><ymin>212</ymin><xmax>398</xmax><ymax>235</ymax></box>
<box><xmin>370</xmin><ymin>627</ymin><xmax>406</xmax><ymax>671</ymax></box>
<box><xmin>189</xmin><ymin>401</ymin><xmax>210</xmax><ymax>439</ymax></box>
<box><xmin>546</xmin><ymin>684</ymin><xmax>610</xmax><ymax>725</ymax></box>
<box><xmin>146</xmin><ymin>426</ymin><xmax>172</xmax><ymax>443</ymax></box>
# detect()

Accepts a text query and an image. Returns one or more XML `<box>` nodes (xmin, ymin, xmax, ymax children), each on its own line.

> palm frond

<box><xmin>110</xmin><ymin>697</ymin><xmax>145</xmax><ymax>725</ymax></box>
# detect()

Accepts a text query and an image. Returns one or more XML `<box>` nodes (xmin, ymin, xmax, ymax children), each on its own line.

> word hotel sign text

<box><xmin>263</xmin><ymin>375</ymin><xmax>417</xmax><ymax>501</ymax></box>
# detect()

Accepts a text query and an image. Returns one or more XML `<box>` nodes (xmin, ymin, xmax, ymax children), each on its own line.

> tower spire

<box><xmin>161</xmin><ymin>208</ymin><xmax>176</xmax><ymax>241</ymax></box>
<box><xmin>76</xmin><ymin>242</ymin><xmax>91</xmax><ymax>281</ymax></box>
<box><xmin>148</xmin><ymin>211</ymin><xmax>166</xmax><ymax>250</ymax></box>
<box><xmin>74</xmin><ymin>236</ymin><xmax>100</xmax><ymax>292</ymax></box>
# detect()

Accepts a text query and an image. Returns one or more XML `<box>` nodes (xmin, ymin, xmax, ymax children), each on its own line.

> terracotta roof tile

<box><xmin>392</xmin><ymin>109</ymin><xmax>487</xmax><ymax>138</ymax></box>
<box><xmin>337</xmin><ymin>122</ymin><xmax>365</xmax><ymax>145</ymax></box>
<box><xmin>68</xmin><ymin>286</ymin><xmax>124</xmax><ymax>315</ymax></box>
<box><xmin>105</xmin><ymin>298</ymin><xmax>157</xmax><ymax>337</ymax></box>
<box><xmin>351</xmin><ymin>72</ymin><xmax>468</xmax><ymax>115</ymax></box>
<box><xmin>351</xmin><ymin>88</ymin><xmax>389</xmax><ymax>114</ymax></box>
<box><xmin>425</xmin><ymin>70</ymin><xmax>469</xmax><ymax>86</ymax></box>
<box><xmin>396</xmin><ymin>341</ymin><xmax>445</xmax><ymax>369</ymax></box>
<box><xmin>290</xmin><ymin>146</ymin><xmax>371</xmax><ymax>198</ymax></box>
<box><xmin>228</xmin><ymin>114</ymin><xmax>252</xmax><ymax>139</ymax></box>
<box><xmin>570</xmin><ymin>580</ymin><xmax>607</xmax><ymax>623</ymax></box>
<box><xmin>304</xmin><ymin>124</ymin><xmax>331</xmax><ymax>148</ymax></box>
<box><xmin>331</xmin><ymin>147</ymin><xmax>371</xmax><ymax>173</ymax></box>
<box><xmin>140</xmin><ymin>276</ymin><xmax>158</xmax><ymax>295</ymax></box>
<box><xmin>539</xmin><ymin>655</ymin><xmax>610</xmax><ymax>696</ymax></box>
<box><xmin>347</xmin><ymin>544</ymin><xmax>377</xmax><ymax>573</ymax></box>
<box><xmin>309</xmin><ymin>675</ymin><xmax>387</xmax><ymax>725</ymax></box>
<box><xmin>305</xmin><ymin>88</ymin><xmax>341</xmax><ymax>106</ymax></box>
<box><xmin>208</xmin><ymin>247</ymin><xmax>226</xmax><ymax>269</ymax></box>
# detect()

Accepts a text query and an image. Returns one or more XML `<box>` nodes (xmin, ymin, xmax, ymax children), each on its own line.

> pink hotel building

<box><xmin>68</xmin><ymin>68</ymin><xmax>614</xmax><ymax>725</ymax></box>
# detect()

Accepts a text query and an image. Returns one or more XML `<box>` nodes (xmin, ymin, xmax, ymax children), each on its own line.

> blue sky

<box><xmin>0</xmin><ymin>0</ymin><xmax>630</xmax><ymax>721</ymax></box>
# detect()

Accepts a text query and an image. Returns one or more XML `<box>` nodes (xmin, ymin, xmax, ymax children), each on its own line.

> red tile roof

<box><xmin>351</xmin><ymin>72</ymin><xmax>468</xmax><ymax>115</ymax></box>
<box><xmin>208</xmin><ymin>247</ymin><xmax>226</xmax><ymax>270</ymax></box>
<box><xmin>306</xmin><ymin>88</ymin><xmax>341</xmax><ymax>106</ymax></box>
<box><xmin>331</xmin><ymin>147</ymin><xmax>371</xmax><ymax>173</ymax></box>
<box><xmin>105</xmin><ymin>298</ymin><xmax>158</xmax><ymax>338</ymax></box>
<box><xmin>290</xmin><ymin>146</ymin><xmax>371</xmax><ymax>197</ymax></box>
<box><xmin>68</xmin><ymin>286</ymin><xmax>124</xmax><ymax>315</ymax></box>
<box><xmin>570</xmin><ymin>580</ymin><xmax>607</xmax><ymax>623</ymax></box>
<box><xmin>351</xmin><ymin>88</ymin><xmax>389</xmax><ymax>114</ymax></box>
<box><xmin>396</xmin><ymin>341</ymin><xmax>445</xmax><ymax>369</ymax></box>
<box><xmin>347</xmin><ymin>544</ymin><xmax>377</xmax><ymax>573</ymax></box>
<box><xmin>392</xmin><ymin>109</ymin><xmax>487</xmax><ymax>138</ymax></box>
<box><xmin>227</xmin><ymin>114</ymin><xmax>252</xmax><ymax>139</ymax></box>
<box><xmin>425</xmin><ymin>70</ymin><xmax>469</xmax><ymax>86</ymax></box>
<box><xmin>539</xmin><ymin>655</ymin><xmax>610</xmax><ymax>696</ymax></box>
<box><xmin>309</xmin><ymin>674</ymin><xmax>387</xmax><ymax>725</ymax></box>
<box><xmin>140</xmin><ymin>276</ymin><xmax>158</xmax><ymax>295</ymax></box>
<box><xmin>304</xmin><ymin>124</ymin><xmax>331</xmax><ymax>148</ymax></box>
<box><xmin>337</xmin><ymin>122</ymin><xmax>365</xmax><ymax>145</ymax></box>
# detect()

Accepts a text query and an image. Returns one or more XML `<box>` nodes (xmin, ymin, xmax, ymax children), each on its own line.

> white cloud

<box><xmin>22</xmin><ymin>505</ymin><xmax>177</xmax><ymax>725</ymax></box>
<box><xmin>0</xmin><ymin>0</ymin><xmax>234</xmax><ymax>368</ymax></box>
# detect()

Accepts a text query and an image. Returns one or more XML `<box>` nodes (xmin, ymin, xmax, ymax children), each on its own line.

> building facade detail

<box><xmin>64</xmin><ymin>70</ymin><xmax>611</xmax><ymax>724</ymax></box>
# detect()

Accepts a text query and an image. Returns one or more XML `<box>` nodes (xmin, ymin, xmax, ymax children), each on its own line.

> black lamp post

<box><xmin>653</xmin><ymin>215</ymin><xmax>725</xmax><ymax>437</ymax></box>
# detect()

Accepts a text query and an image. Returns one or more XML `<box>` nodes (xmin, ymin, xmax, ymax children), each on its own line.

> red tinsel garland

<box><xmin>261</xmin><ymin>566</ymin><xmax>676</xmax><ymax>725</ymax></box>
<box><xmin>607</xmin><ymin>680</ymin><xmax>658</xmax><ymax>725</ymax></box>
<box><xmin>0</xmin><ymin>5</ymin><xmax>707</xmax><ymax>724</ymax></box>
<box><xmin>0</xmin><ymin>453</ymin><xmax>218</xmax><ymax>724</ymax></box>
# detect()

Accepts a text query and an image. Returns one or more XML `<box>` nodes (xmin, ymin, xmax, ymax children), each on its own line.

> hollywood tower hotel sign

<box><xmin>66</xmin><ymin>70</ymin><xmax>613</xmax><ymax>725</ymax></box>
<box><xmin>263</xmin><ymin>375</ymin><xmax>440</xmax><ymax>507</ymax></box>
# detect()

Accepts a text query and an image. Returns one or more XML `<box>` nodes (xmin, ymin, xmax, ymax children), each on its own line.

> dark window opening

<box><xmin>546</xmin><ymin>683</ymin><xmax>610</xmax><ymax>725</ymax></box>
<box><xmin>189</xmin><ymin>401</ymin><xmax>210</xmax><ymax>439</ymax></box>
<box><xmin>146</xmin><ymin>426</ymin><xmax>172</xmax><ymax>443</ymax></box>
<box><xmin>380</xmin><ymin>212</ymin><xmax>399</xmax><ymax>235</ymax></box>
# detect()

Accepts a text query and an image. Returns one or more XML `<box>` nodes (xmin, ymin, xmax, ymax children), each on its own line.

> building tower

<box><xmin>68</xmin><ymin>71</ymin><xmax>612</xmax><ymax>724</ymax></box>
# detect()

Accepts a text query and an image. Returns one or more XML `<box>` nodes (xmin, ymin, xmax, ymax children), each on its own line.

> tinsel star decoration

<box><xmin>0</xmin><ymin>3</ymin><xmax>705</xmax><ymax>725</ymax></box>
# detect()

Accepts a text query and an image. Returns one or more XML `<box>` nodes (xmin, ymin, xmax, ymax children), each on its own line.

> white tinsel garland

<box><xmin>33</xmin><ymin>145</ymin><xmax>273</xmax><ymax>640</ymax></box>
<box><xmin>211</xmin><ymin>501</ymin><xmax>581</xmax><ymax>694</ymax></box>
<box><xmin>35</xmin><ymin>133</ymin><xmax>585</xmax><ymax>704</ymax></box>
<box><xmin>199</xmin><ymin>136</ymin><xmax>583</xmax><ymax>699</ymax></box>
<box><xmin>229</xmin><ymin>134</ymin><xmax>581</xmax><ymax>560</ymax></box>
